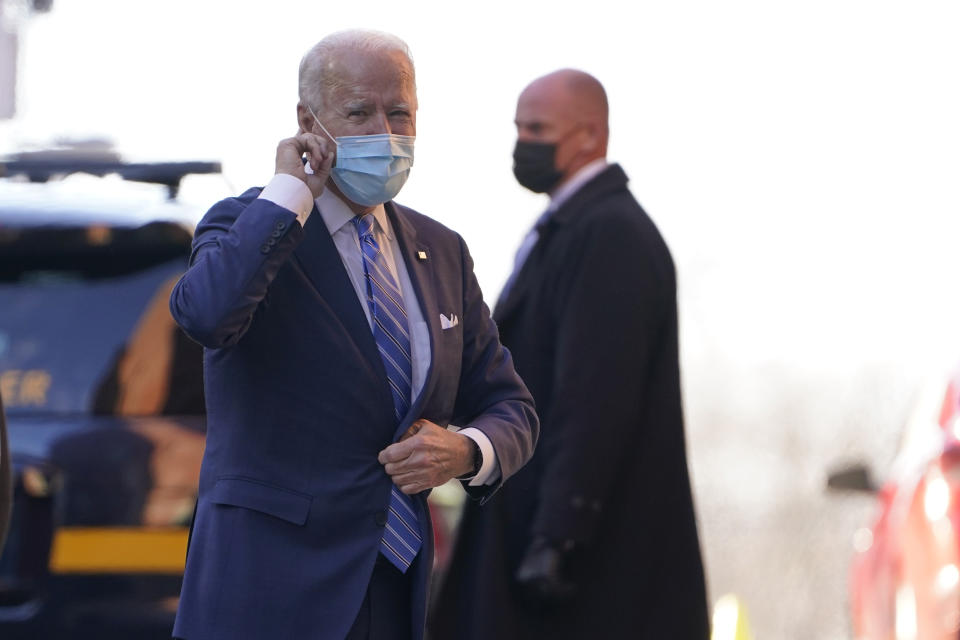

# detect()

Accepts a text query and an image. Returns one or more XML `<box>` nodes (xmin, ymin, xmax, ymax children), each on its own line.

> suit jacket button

<box><xmin>271</xmin><ymin>229</ymin><xmax>283</xmax><ymax>238</ymax></box>
<box><xmin>260</xmin><ymin>244</ymin><xmax>270</xmax><ymax>254</ymax></box>
<box><xmin>267</xmin><ymin>237</ymin><xmax>277</xmax><ymax>246</ymax></box>
<box><xmin>374</xmin><ymin>511</ymin><xmax>388</xmax><ymax>527</ymax></box>
<box><xmin>275</xmin><ymin>221</ymin><xmax>287</xmax><ymax>231</ymax></box>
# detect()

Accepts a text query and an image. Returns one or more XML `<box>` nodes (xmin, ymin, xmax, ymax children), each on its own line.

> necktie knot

<box><xmin>353</xmin><ymin>214</ymin><xmax>375</xmax><ymax>240</ymax></box>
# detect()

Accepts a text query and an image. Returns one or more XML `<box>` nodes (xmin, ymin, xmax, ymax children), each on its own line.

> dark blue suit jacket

<box><xmin>169</xmin><ymin>188</ymin><xmax>537</xmax><ymax>640</ymax></box>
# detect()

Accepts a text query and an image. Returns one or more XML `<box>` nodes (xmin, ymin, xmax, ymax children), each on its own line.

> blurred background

<box><xmin>2</xmin><ymin>0</ymin><xmax>960</xmax><ymax>637</ymax></box>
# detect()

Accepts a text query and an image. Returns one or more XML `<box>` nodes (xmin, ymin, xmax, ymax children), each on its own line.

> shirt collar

<box><xmin>549</xmin><ymin>158</ymin><xmax>609</xmax><ymax>212</ymax></box>
<box><xmin>315</xmin><ymin>188</ymin><xmax>391</xmax><ymax>239</ymax></box>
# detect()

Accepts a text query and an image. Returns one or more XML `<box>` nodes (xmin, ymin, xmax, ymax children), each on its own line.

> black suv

<box><xmin>0</xmin><ymin>152</ymin><xmax>219</xmax><ymax>638</ymax></box>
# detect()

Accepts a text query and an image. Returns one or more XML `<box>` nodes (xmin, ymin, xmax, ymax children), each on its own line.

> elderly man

<box><xmin>169</xmin><ymin>30</ymin><xmax>537</xmax><ymax>640</ymax></box>
<box><xmin>432</xmin><ymin>70</ymin><xmax>709</xmax><ymax>639</ymax></box>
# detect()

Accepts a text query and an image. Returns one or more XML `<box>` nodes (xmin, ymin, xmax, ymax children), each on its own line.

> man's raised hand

<box><xmin>275</xmin><ymin>132</ymin><xmax>335</xmax><ymax>199</ymax></box>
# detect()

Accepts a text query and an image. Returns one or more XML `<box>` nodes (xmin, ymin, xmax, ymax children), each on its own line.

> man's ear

<box><xmin>581</xmin><ymin>123</ymin><xmax>601</xmax><ymax>153</ymax></box>
<box><xmin>296</xmin><ymin>103</ymin><xmax>312</xmax><ymax>135</ymax></box>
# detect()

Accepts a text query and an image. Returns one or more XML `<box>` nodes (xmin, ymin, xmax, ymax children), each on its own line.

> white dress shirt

<box><xmin>548</xmin><ymin>157</ymin><xmax>609</xmax><ymax>210</ymax></box>
<box><xmin>258</xmin><ymin>173</ymin><xmax>498</xmax><ymax>485</ymax></box>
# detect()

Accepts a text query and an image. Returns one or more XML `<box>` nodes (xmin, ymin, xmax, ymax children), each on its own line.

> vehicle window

<box><xmin>0</xmin><ymin>223</ymin><xmax>204</xmax><ymax>416</ymax></box>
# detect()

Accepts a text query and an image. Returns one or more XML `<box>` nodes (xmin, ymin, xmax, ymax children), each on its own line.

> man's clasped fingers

<box><xmin>378</xmin><ymin>420</ymin><xmax>472</xmax><ymax>493</ymax></box>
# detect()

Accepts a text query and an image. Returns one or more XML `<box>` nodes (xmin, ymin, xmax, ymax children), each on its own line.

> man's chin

<box><xmin>326</xmin><ymin>181</ymin><xmax>381</xmax><ymax>215</ymax></box>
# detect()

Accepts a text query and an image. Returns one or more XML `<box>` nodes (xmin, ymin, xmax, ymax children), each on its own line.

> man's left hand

<box><xmin>378</xmin><ymin>420</ymin><xmax>474</xmax><ymax>494</ymax></box>
<box><xmin>514</xmin><ymin>536</ymin><xmax>578</xmax><ymax>608</ymax></box>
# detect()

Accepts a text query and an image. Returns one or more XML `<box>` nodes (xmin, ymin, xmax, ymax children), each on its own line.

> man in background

<box><xmin>433</xmin><ymin>69</ymin><xmax>709</xmax><ymax>639</ymax></box>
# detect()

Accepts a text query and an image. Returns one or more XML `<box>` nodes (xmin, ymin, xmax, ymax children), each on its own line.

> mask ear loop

<box><xmin>306</xmin><ymin>104</ymin><xmax>339</xmax><ymax>146</ymax></box>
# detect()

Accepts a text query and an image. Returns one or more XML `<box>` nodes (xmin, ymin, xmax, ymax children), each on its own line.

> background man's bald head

<box><xmin>523</xmin><ymin>69</ymin><xmax>609</xmax><ymax>132</ymax></box>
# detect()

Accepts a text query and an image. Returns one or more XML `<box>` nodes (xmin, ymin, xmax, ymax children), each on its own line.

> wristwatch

<box><xmin>458</xmin><ymin>438</ymin><xmax>482</xmax><ymax>479</ymax></box>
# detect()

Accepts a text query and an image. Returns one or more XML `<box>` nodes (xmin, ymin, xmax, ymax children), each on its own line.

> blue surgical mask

<box><xmin>308</xmin><ymin>105</ymin><xmax>415</xmax><ymax>207</ymax></box>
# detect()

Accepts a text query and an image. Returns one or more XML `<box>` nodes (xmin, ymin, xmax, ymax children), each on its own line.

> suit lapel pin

<box><xmin>417</xmin><ymin>250</ymin><xmax>428</xmax><ymax>261</ymax></box>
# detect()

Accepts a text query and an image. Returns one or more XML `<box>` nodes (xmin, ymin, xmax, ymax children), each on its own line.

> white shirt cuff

<box><xmin>458</xmin><ymin>427</ymin><xmax>500</xmax><ymax>486</ymax></box>
<box><xmin>258</xmin><ymin>173</ymin><xmax>314</xmax><ymax>227</ymax></box>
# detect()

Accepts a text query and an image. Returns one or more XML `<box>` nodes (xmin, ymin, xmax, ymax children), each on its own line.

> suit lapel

<box><xmin>292</xmin><ymin>203</ymin><xmax>384</xmax><ymax>378</ymax></box>
<box><xmin>386</xmin><ymin>202</ymin><xmax>440</xmax><ymax>439</ymax></box>
<box><xmin>494</xmin><ymin>164</ymin><xmax>631</xmax><ymax>324</ymax></box>
<box><xmin>492</xmin><ymin>224</ymin><xmax>556</xmax><ymax>323</ymax></box>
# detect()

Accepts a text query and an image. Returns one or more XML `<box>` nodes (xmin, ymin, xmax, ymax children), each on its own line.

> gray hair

<box><xmin>298</xmin><ymin>29</ymin><xmax>416</xmax><ymax>113</ymax></box>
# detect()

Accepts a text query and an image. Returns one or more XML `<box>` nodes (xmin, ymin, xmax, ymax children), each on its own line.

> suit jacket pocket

<box><xmin>210</xmin><ymin>476</ymin><xmax>312</xmax><ymax>526</ymax></box>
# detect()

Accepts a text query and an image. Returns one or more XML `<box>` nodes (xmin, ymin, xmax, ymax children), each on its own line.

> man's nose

<box><xmin>365</xmin><ymin>110</ymin><xmax>392</xmax><ymax>135</ymax></box>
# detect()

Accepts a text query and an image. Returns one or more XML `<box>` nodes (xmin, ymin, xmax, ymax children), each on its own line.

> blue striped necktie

<box><xmin>353</xmin><ymin>213</ymin><xmax>422</xmax><ymax>573</ymax></box>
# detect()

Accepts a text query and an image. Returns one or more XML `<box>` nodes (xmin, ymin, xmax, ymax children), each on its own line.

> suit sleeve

<box><xmin>451</xmin><ymin>235</ymin><xmax>539</xmax><ymax>502</ymax></box>
<box><xmin>169</xmin><ymin>189</ymin><xmax>303</xmax><ymax>349</ymax></box>
<box><xmin>531</xmin><ymin>215</ymin><xmax>672</xmax><ymax>546</ymax></box>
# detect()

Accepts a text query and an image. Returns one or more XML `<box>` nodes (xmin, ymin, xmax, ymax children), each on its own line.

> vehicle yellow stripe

<box><xmin>48</xmin><ymin>527</ymin><xmax>189</xmax><ymax>574</ymax></box>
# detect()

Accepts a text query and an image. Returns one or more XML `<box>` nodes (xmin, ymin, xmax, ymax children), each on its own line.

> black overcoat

<box><xmin>432</xmin><ymin>164</ymin><xmax>709</xmax><ymax>639</ymax></box>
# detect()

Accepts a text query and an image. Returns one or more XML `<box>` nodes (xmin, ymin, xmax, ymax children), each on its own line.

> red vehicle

<box><xmin>830</xmin><ymin>365</ymin><xmax>960</xmax><ymax>639</ymax></box>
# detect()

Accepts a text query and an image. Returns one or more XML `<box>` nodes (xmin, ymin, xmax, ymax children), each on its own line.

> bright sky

<box><xmin>4</xmin><ymin>0</ymin><xmax>960</xmax><ymax>372</ymax></box>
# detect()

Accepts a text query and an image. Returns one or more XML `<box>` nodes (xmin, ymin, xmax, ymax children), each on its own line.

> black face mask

<box><xmin>513</xmin><ymin>141</ymin><xmax>563</xmax><ymax>193</ymax></box>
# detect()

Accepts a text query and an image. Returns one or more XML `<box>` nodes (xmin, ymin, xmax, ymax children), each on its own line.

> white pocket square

<box><xmin>440</xmin><ymin>313</ymin><xmax>459</xmax><ymax>330</ymax></box>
